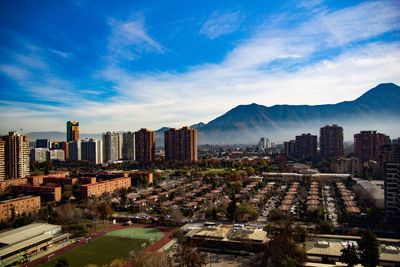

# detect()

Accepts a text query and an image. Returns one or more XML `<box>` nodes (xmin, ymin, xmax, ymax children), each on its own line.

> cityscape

<box><xmin>0</xmin><ymin>1</ymin><xmax>400</xmax><ymax>267</ymax></box>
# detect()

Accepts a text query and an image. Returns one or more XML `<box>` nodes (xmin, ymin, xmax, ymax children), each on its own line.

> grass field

<box><xmin>40</xmin><ymin>228</ymin><xmax>163</xmax><ymax>267</ymax></box>
<box><xmin>105</xmin><ymin>227</ymin><xmax>164</xmax><ymax>242</ymax></box>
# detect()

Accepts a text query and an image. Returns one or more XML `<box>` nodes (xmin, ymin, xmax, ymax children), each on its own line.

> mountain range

<box><xmin>26</xmin><ymin>83</ymin><xmax>400</xmax><ymax>145</ymax></box>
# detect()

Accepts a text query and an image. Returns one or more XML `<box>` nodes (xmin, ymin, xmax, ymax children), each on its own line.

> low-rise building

<box><xmin>11</xmin><ymin>185</ymin><xmax>62</xmax><ymax>202</ymax></box>
<box><xmin>80</xmin><ymin>177</ymin><xmax>131</xmax><ymax>198</ymax></box>
<box><xmin>0</xmin><ymin>196</ymin><xmax>41</xmax><ymax>223</ymax></box>
<box><xmin>0</xmin><ymin>223</ymin><xmax>70</xmax><ymax>266</ymax></box>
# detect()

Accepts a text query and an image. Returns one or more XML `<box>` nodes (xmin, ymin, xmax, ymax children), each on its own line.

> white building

<box><xmin>30</xmin><ymin>148</ymin><xmax>49</xmax><ymax>163</ymax></box>
<box><xmin>49</xmin><ymin>149</ymin><xmax>65</xmax><ymax>161</ymax></box>
<box><xmin>102</xmin><ymin>132</ymin><xmax>121</xmax><ymax>163</ymax></box>
<box><xmin>258</xmin><ymin>137</ymin><xmax>271</xmax><ymax>152</ymax></box>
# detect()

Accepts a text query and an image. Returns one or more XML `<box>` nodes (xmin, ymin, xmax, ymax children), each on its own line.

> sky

<box><xmin>0</xmin><ymin>0</ymin><xmax>399</xmax><ymax>134</ymax></box>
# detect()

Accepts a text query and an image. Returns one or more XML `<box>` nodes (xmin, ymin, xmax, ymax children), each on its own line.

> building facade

<box><xmin>30</xmin><ymin>148</ymin><xmax>49</xmax><ymax>163</ymax></box>
<box><xmin>354</xmin><ymin>130</ymin><xmax>390</xmax><ymax>162</ymax></box>
<box><xmin>382</xmin><ymin>144</ymin><xmax>400</xmax><ymax>219</ymax></box>
<box><xmin>81</xmin><ymin>139</ymin><xmax>102</xmax><ymax>164</ymax></box>
<box><xmin>80</xmin><ymin>177</ymin><xmax>131</xmax><ymax>198</ymax></box>
<box><xmin>0</xmin><ymin>196</ymin><xmax>41</xmax><ymax>223</ymax></box>
<box><xmin>66</xmin><ymin>121</ymin><xmax>79</xmax><ymax>142</ymax></box>
<box><xmin>2</xmin><ymin>132</ymin><xmax>30</xmax><ymax>179</ymax></box>
<box><xmin>102</xmin><ymin>131</ymin><xmax>121</xmax><ymax>163</ymax></box>
<box><xmin>330</xmin><ymin>157</ymin><xmax>362</xmax><ymax>177</ymax></box>
<box><xmin>36</xmin><ymin>139</ymin><xmax>50</xmax><ymax>149</ymax></box>
<box><xmin>320</xmin><ymin>124</ymin><xmax>343</xmax><ymax>159</ymax></box>
<box><xmin>122</xmin><ymin>131</ymin><xmax>135</xmax><ymax>160</ymax></box>
<box><xmin>134</xmin><ymin>128</ymin><xmax>155</xmax><ymax>164</ymax></box>
<box><xmin>284</xmin><ymin>140</ymin><xmax>296</xmax><ymax>157</ymax></box>
<box><xmin>0</xmin><ymin>141</ymin><xmax>4</xmax><ymax>182</ymax></box>
<box><xmin>49</xmin><ymin>149</ymin><xmax>65</xmax><ymax>161</ymax></box>
<box><xmin>68</xmin><ymin>140</ymin><xmax>81</xmax><ymax>161</ymax></box>
<box><xmin>295</xmin><ymin>134</ymin><xmax>318</xmax><ymax>160</ymax></box>
<box><xmin>164</xmin><ymin>126</ymin><xmax>198</xmax><ymax>162</ymax></box>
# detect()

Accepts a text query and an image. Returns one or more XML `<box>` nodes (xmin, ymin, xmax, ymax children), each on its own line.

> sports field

<box><xmin>40</xmin><ymin>228</ymin><xmax>163</xmax><ymax>267</ymax></box>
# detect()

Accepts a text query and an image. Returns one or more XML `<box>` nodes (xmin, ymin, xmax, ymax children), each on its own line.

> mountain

<box><xmin>24</xmin><ymin>83</ymin><xmax>400</xmax><ymax>145</ymax></box>
<box><xmin>198</xmin><ymin>83</ymin><xmax>400</xmax><ymax>143</ymax></box>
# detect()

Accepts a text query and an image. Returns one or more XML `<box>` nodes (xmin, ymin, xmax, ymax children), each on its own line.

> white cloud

<box><xmin>107</xmin><ymin>18</ymin><xmax>164</xmax><ymax>62</ymax></box>
<box><xmin>1</xmin><ymin>1</ymin><xmax>400</xmax><ymax>134</ymax></box>
<box><xmin>200</xmin><ymin>11</ymin><xmax>242</xmax><ymax>39</ymax></box>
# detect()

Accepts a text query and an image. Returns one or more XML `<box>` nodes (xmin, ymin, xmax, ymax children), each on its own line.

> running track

<box><xmin>27</xmin><ymin>224</ymin><xmax>172</xmax><ymax>267</ymax></box>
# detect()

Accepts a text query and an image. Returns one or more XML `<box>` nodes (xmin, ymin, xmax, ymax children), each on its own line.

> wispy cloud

<box><xmin>107</xmin><ymin>18</ymin><xmax>164</xmax><ymax>62</ymax></box>
<box><xmin>200</xmin><ymin>11</ymin><xmax>242</xmax><ymax>39</ymax></box>
<box><xmin>1</xmin><ymin>1</ymin><xmax>399</xmax><ymax>135</ymax></box>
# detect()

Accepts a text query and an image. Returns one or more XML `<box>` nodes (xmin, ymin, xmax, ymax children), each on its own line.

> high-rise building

<box><xmin>320</xmin><ymin>124</ymin><xmax>343</xmax><ymax>159</ymax></box>
<box><xmin>393</xmin><ymin>138</ymin><xmax>400</xmax><ymax>145</ymax></box>
<box><xmin>354</xmin><ymin>130</ymin><xmax>391</xmax><ymax>162</ymax></box>
<box><xmin>295</xmin><ymin>133</ymin><xmax>318</xmax><ymax>160</ymax></box>
<box><xmin>284</xmin><ymin>140</ymin><xmax>296</xmax><ymax>157</ymax></box>
<box><xmin>135</xmin><ymin>128</ymin><xmax>155</xmax><ymax>164</ymax></box>
<box><xmin>102</xmin><ymin>132</ymin><xmax>121</xmax><ymax>163</ymax></box>
<box><xmin>49</xmin><ymin>149</ymin><xmax>65</xmax><ymax>161</ymax></box>
<box><xmin>68</xmin><ymin>140</ymin><xmax>81</xmax><ymax>161</ymax></box>
<box><xmin>81</xmin><ymin>139</ymin><xmax>102</xmax><ymax>165</ymax></box>
<box><xmin>122</xmin><ymin>132</ymin><xmax>135</xmax><ymax>160</ymax></box>
<box><xmin>36</xmin><ymin>139</ymin><xmax>50</xmax><ymax>149</ymax></box>
<box><xmin>0</xmin><ymin>141</ymin><xmax>5</xmax><ymax>182</ymax></box>
<box><xmin>258</xmin><ymin>137</ymin><xmax>271</xmax><ymax>152</ymax></box>
<box><xmin>164</xmin><ymin>127</ymin><xmax>198</xmax><ymax>162</ymax></box>
<box><xmin>2</xmin><ymin>132</ymin><xmax>30</xmax><ymax>179</ymax></box>
<box><xmin>66</xmin><ymin>121</ymin><xmax>79</xmax><ymax>142</ymax></box>
<box><xmin>51</xmin><ymin>141</ymin><xmax>69</xmax><ymax>160</ymax></box>
<box><xmin>382</xmin><ymin>144</ymin><xmax>400</xmax><ymax>219</ymax></box>
<box><xmin>30</xmin><ymin>148</ymin><xmax>49</xmax><ymax>163</ymax></box>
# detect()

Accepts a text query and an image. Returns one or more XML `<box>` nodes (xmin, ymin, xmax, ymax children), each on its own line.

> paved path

<box><xmin>27</xmin><ymin>223</ymin><xmax>172</xmax><ymax>267</ymax></box>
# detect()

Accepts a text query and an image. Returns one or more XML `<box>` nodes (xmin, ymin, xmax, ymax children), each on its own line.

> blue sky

<box><xmin>0</xmin><ymin>0</ymin><xmax>399</xmax><ymax>133</ymax></box>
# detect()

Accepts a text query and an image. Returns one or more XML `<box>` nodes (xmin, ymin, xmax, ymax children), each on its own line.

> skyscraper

<box><xmin>135</xmin><ymin>128</ymin><xmax>155</xmax><ymax>164</ymax></box>
<box><xmin>68</xmin><ymin>140</ymin><xmax>81</xmax><ymax>161</ymax></box>
<box><xmin>382</xmin><ymin>144</ymin><xmax>400</xmax><ymax>220</ymax></box>
<box><xmin>284</xmin><ymin>140</ymin><xmax>296</xmax><ymax>157</ymax></box>
<box><xmin>354</xmin><ymin>130</ymin><xmax>391</xmax><ymax>162</ymax></box>
<box><xmin>295</xmin><ymin>133</ymin><xmax>318</xmax><ymax>160</ymax></box>
<box><xmin>30</xmin><ymin>148</ymin><xmax>49</xmax><ymax>163</ymax></box>
<box><xmin>35</xmin><ymin>139</ymin><xmax>50</xmax><ymax>149</ymax></box>
<box><xmin>320</xmin><ymin>124</ymin><xmax>343</xmax><ymax>159</ymax></box>
<box><xmin>66</xmin><ymin>121</ymin><xmax>79</xmax><ymax>142</ymax></box>
<box><xmin>0</xmin><ymin>141</ymin><xmax>5</xmax><ymax>182</ymax></box>
<box><xmin>103</xmin><ymin>132</ymin><xmax>121</xmax><ymax>163</ymax></box>
<box><xmin>2</xmin><ymin>132</ymin><xmax>30</xmax><ymax>179</ymax></box>
<box><xmin>81</xmin><ymin>139</ymin><xmax>102</xmax><ymax>165</ymax></box>
<box><xmin>122</xmin><ymin>131</ymin><xmax>135</xmax><ymax>160</ymax></box>
<box><xmin>258</xmin><ymin>137</ymin><xmax>271</xmax><ymax>152</ymax></box>
<box><xmin>164</xmin><ymin>126</ymin><xmax>198</xmax><ymax>162</ymax></box>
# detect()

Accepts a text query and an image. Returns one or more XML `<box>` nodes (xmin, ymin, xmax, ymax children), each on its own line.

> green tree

<box><xmin>172</xmin><ymin>244</ymin><xmax>207</xmax><ymax>267</ymax></box>
<box><xmin>96</xmin><ymin>201</ymin><xmax>113</xmax><ymax>220</ymax></box>
<box><xmin>339</xmin><ymin>244</ymin><xmax>360</xmax><ymax>267</ymax></box>
<box><xmin>54</xmin><ymin>257</ymin><xmax>69</xmax><ymax>267</ymax></box>
<box><xmin>264</xmin><ymin>225</ymin><xmax>306</xmax><ymax>267</ymax></box>
<box><xmin>358</xmin><ymin>230</ymin><xmax>380</xmax><ymax>267</ymax></box>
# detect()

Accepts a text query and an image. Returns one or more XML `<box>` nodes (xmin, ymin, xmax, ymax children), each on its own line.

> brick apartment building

<box><xmin>11</xmin><ymin>185</ymin><xmax>62</xmax><ymax>202</ymax></box>
<box><xmin>0</xmin><ymin>196</ymin><xmax>41</xmax><ymax>223</ymax></box>
<box><xmin>80</xmin><ymin>177</ymin><xmax>131</xmax><ymax>198</ymax></box>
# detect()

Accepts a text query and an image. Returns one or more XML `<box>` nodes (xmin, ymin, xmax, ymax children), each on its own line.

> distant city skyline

<box><xmin>0</xmin><ymin>1</ymin><xmax>399</xmax><ymax>133</ymax></box>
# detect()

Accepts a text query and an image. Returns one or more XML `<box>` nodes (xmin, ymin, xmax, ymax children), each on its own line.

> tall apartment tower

<box><xmin>284</xmin><ymin>140</ymin><xmax>296</xmax><ymax>157</ymax></box>
<box><xmin>66</xmin><ymin>121</ymin><xmax>79</xmax><ymax>142</ymax></box>
<box><xmin>68</xmin><ymin>140</ymin><xmax>81</xmax><ymax>161</ymax></box>
<box><xmin>134</xmin><ymin>128</ymin><xmax>155</xmax><ymax>164</ymax></box>
<box><xmin>0</xmin><ymin>141</ymin><xmax>5</xmax><ymax>181</ymax></box>
<box><xmin>382</xmin><ymin>144</ymin><xmax>400</xmax><ymax>220</ymax></box>
<box><xmin>2</xmin><ymin>132</ymin><xmax>30</xmax><ymax>179</ymax></box>
<box><xmin>354</xmin><ymin>130</ymin><xmax>391</xmax><ymax>162</ymax></box>
<box><xmin>295</xmin><ymin>133</ymin><xmax>318</xmax><ymax>160</ymax></box>
<box><xmin>102</xmin><ymin>132</ymin><xmax>121</xmax><ymax>163</ymax></box>
<box><xmin>81</xmin><ymin>139</ymin><xmax>102</xmax><ymax>165</ymax></box>
<box><xmin>164</xmin><ymin>127</ymin><xmax>198</xmax><ymax>162</ymax></box>
<box><xmin>122</xmin><ymin>132</ymin><xmax>135</xmax><ymax>160</ymax></box>
<box><xmin>320</xmin><ymin>124</ymin><xmax>344</xmax><ymax>159</ymax></box>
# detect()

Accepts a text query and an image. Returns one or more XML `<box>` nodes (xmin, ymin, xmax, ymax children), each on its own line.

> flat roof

<box><xmin>0</xmin><ymin>223</ymin><xmax>60</xmax><ymax>245</ymax></box>
<box><xmin>0</xmin><ymin>195</ymin><xmax>39</xmax><ymax>204</ymax></box>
